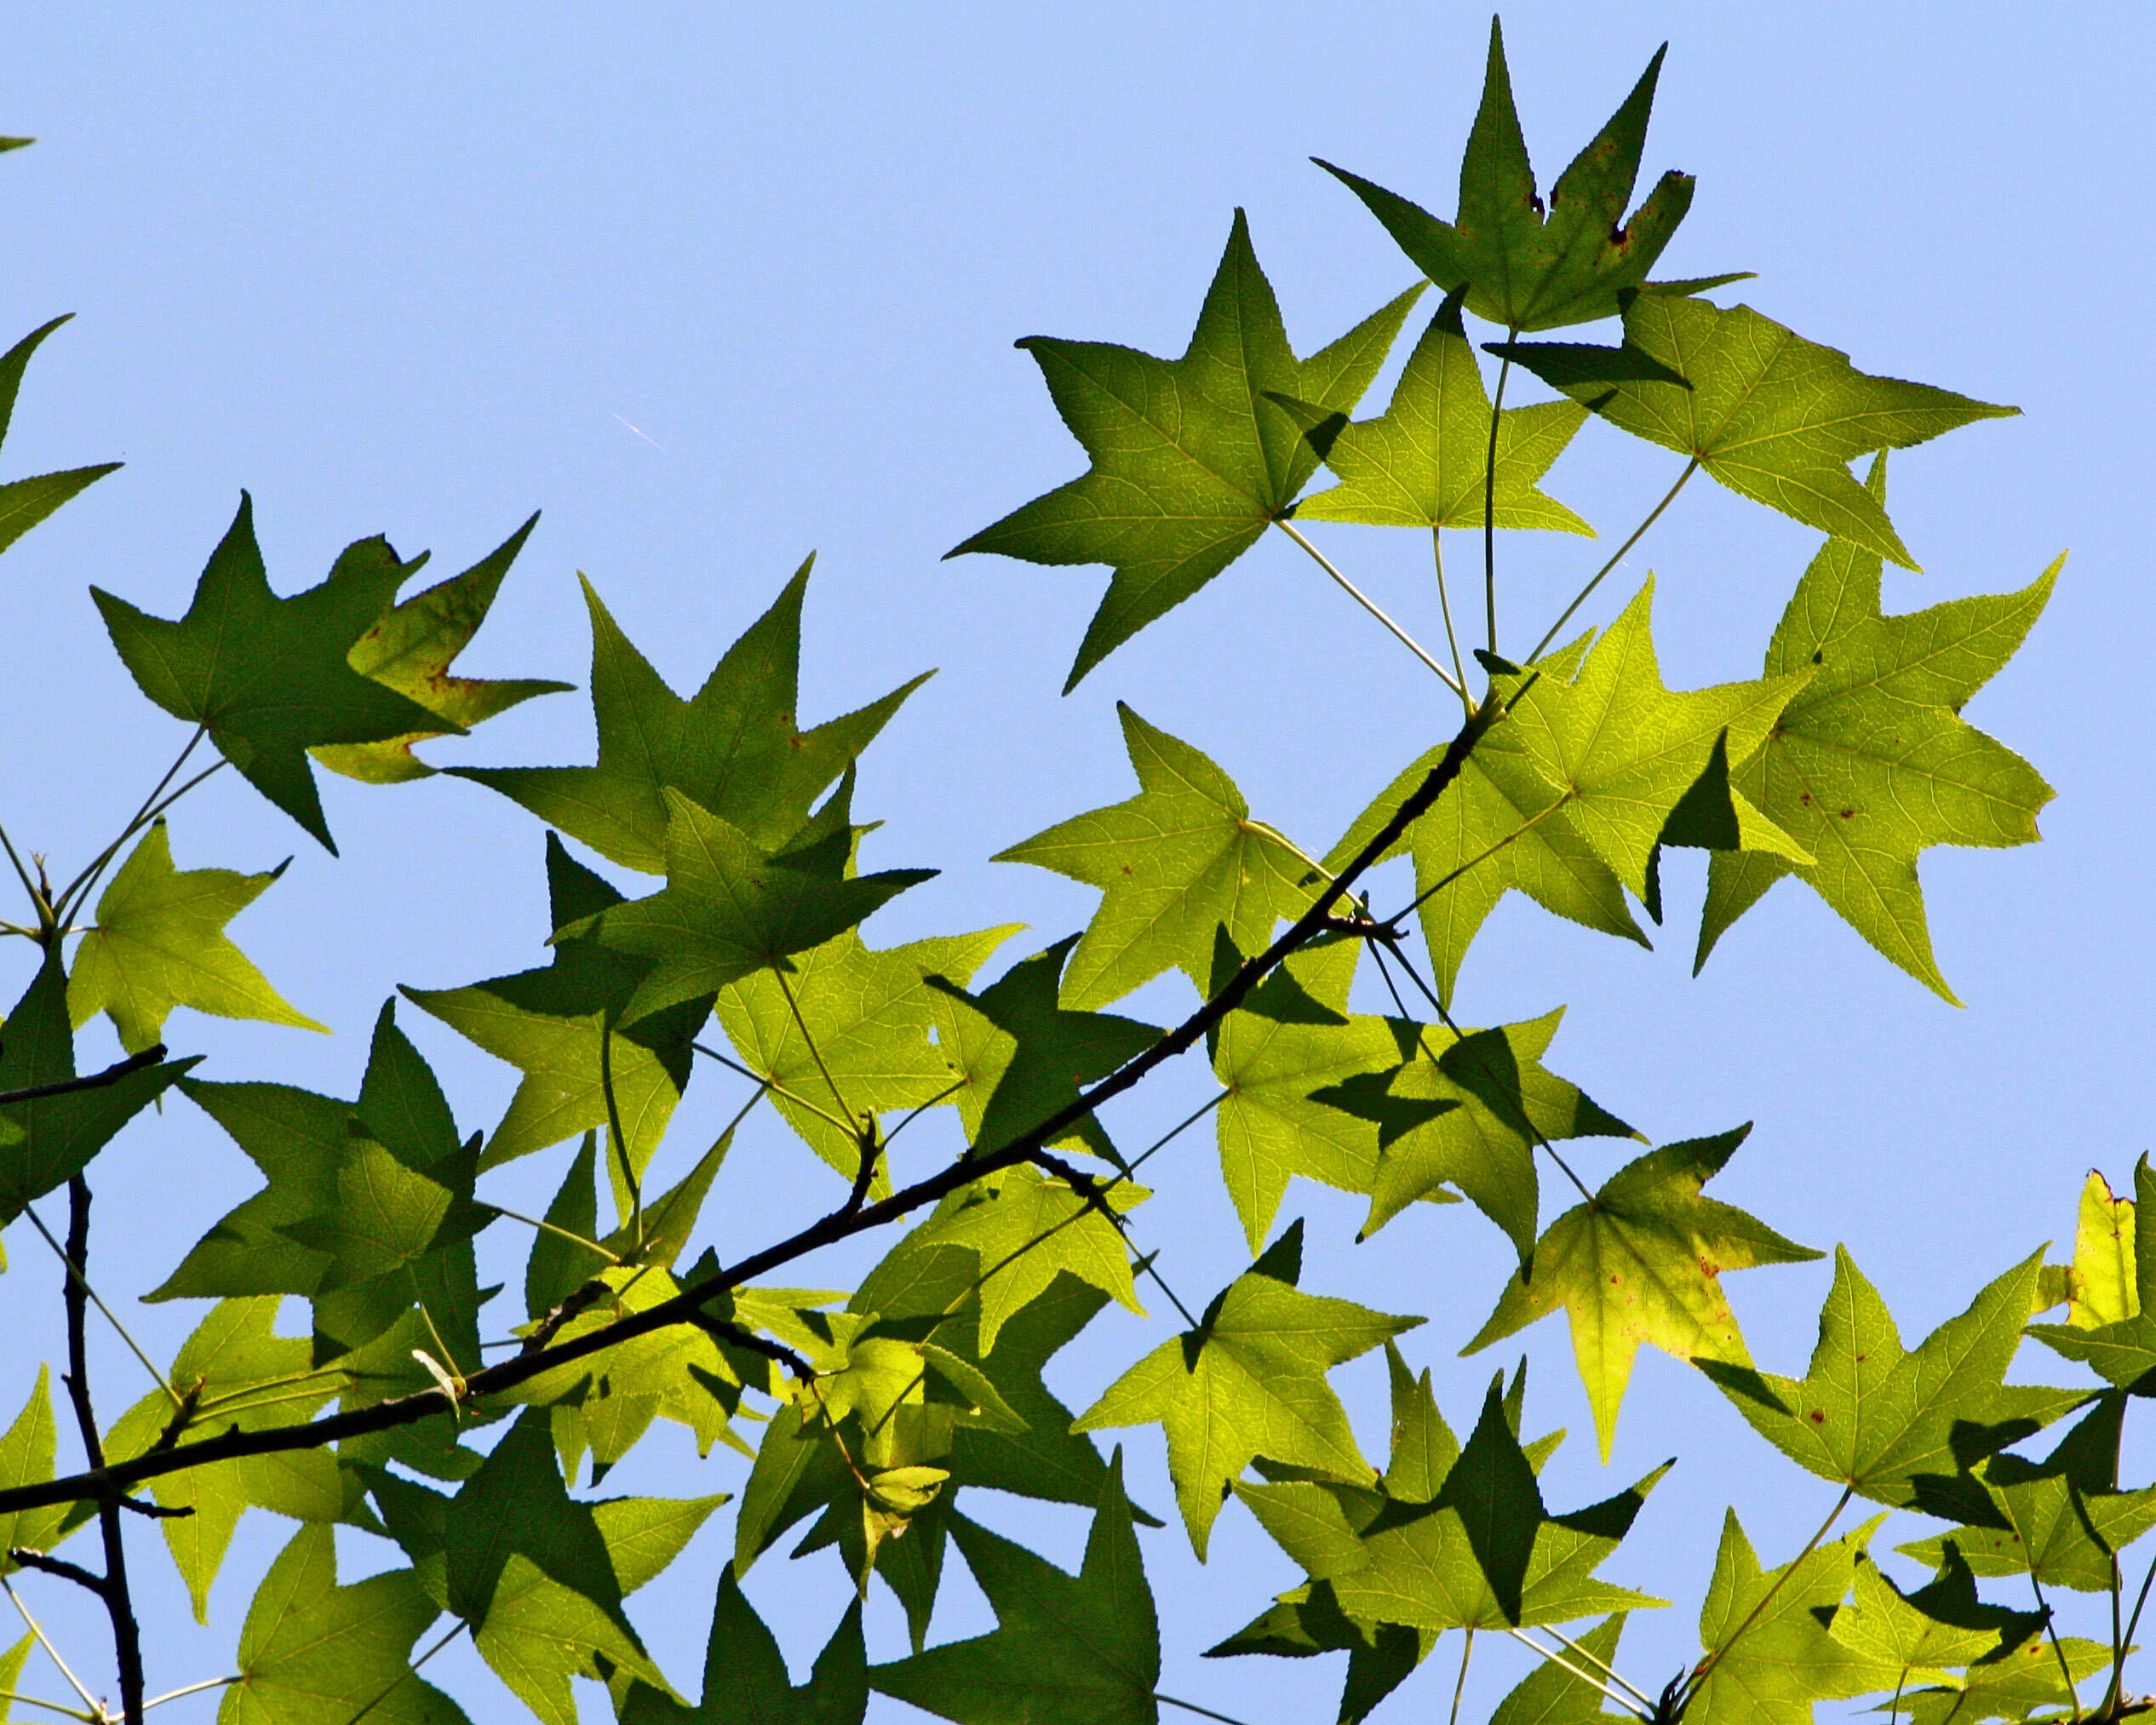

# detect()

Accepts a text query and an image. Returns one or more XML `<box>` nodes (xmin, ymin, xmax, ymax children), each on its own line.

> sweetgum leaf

<box><xmin>952</xmin><ymin>210</ymin><xmax>1420</xmax><ymax>691</ymax></box>
<box><xmin>1465</xmin><ymin>1126</ymin><xmax>1819</xmax><ymax>1458</ymax></box>
<box><xmin>2030</xmin><ymin>1155</ymin><xmax>2156</xmax><ymax>1390</ymax></box>
<box><xmin>1689</xmin><ymin>1511</ymin><xmax>1894</xmax><ymax>1725</ymax></box>
<box><xmin>313</xmin><ymin>513</ymin><xmax>571</xmax><ymax>783</ymax></box>
<box><xmin>1696</xmin><ymin>456</ymin><xmax>2057</xmax><ymax>1002</ymax></box>
<box><xmin>996</xmin><ymin>704</ymin><xmax>1322</xmax><ymax>1009</ymax></box>
<box><xmin>1487</xmin><ymin>1613</ymin><xmax>1631</xmax><ymax>1724</ymax></box>
<box><xmin>67</xmin><ymin>821</ymin><xmax>326</xmax><ymax>1053</ymax></box>
<box><xmin>1827</xmin><ymin>1547</ymin><xmax>2022</xmax><ymax>1682</ymax></box>
<box><xmin>869</xmin><ymin>1456</ymin><xmax>1159</xmax><ymax>1725</ymax></box>
<box><xmin>0</xmin><ymin>947</ymin><xmax>196</xmax><ymax>1226</ymax></box>
<box><xmin>1075</xmin><ymin>1220</ymin><xmax>1420</xmax><ymax>1556</ymax></box>
<box><xmin>562</xmin><ymin>785</ymin><xmax>934</xmax><ymax>1026</ymax></box>
<box><xmin>0</xmin><ymin>1368</ymin><xmax>70</xmax><ymax>1574</ymax></box>
<box><xmin>714</xmin><ymin>925</ymin><xmax>1016</xmax><ymax>1185</ymax></box>
<box><xmin>220</xmin><ymin>1525</ymin><xmax>468</xmax><ymax>1725</ymax></box>
<box><xmin>619</xmin><ymin>1565</ymin><xmax>866</xmax><ymax>1725</ymax></box>
<box><xmin>1494</xmin><ymin>296</ymin><xmax>2017</xmax><ymax>566</ymax></box>
<box><xmin>454</xmin><ymin>559</ymin><xmax>928</xmax><ymax>869</ymax></box>
<box><xmin>1316</xmin><ymin>20</ymin><xmax>1729</xmax><ymax>331</ymax></box>
<box><xmin>92</xmin><ymin>497</ymin><xmax>453</xmax><ymax>851</ymax></box>
<box><xmin>1700</xmin><ymin>1248</ymin><xmax>2087</xmax><ymax>1508</ymax></box>
<box><xmin>406</xmin><ymin>834</ymin><xmax>713</xmax><ymax>1172</ymax></box>
<box><xmin>102</xmin><ymin>1299</ymin><xmax>364</xmax><ymax>1620</ymax></box>
<box><xmin>1287</xmin><ymin>291</ymin><xmax>1592</xmax><ymax>533</ymax></box>
<box><xmin>0</xmin><ymin>316</ymin><xmax>121</xmax><ymax>559</ymax></box>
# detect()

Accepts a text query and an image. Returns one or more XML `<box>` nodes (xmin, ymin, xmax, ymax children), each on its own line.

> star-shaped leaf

<box><xmin>102</xmin><ymin>1300</ymin><xmax>368</xmax><ymax>1619</ymax></box>
<box><xmin>714</xmin><ymin>924</ymin><xmax>1017</xmax><ymax>1184</ymax></box>
<box><xmin>455</xmin><ymin>559</ymin><xmax>927</xmax><ymax>870</ymax></box>
<box><xmin>1316</xmin><ymin>20</ymin><xmax>1735</xmax><ymax>332</ymax></box>
<box><xmin>2030</xmin><ymin>1155</ymin><xmax>2156</xmax><ymax>1391</ymax></box>
<box><xmin>1688</xmin><ymin>1511</ymin><xmax>1893</xmax><ymax>1725</ymax></box>
<box><xmin>952</xmin><ymin>211</ymin><xmax>1421</xmax><ymax>691</ymax></box>
<box><xmin>92</xmin><ymin>497</ymin><xmax>456</xmax><ymax>851</ymax></box>
<box><xmin>67</xmin><ymin>820</ymin><xmax>325</xmax><ymax>1053</ymax></box>
<box><xmin>1489</xmin><ymin>579</ymin><xmax>1813</xmax><ymax>899</ymax></box>
<box><xmin>1695</xmin><ymin>456</ymin><xmax>2057</xmax><ymax>1002</ymax></box>
<box><xmin>1204</xmin><ymin>1584</ymin><xmax>1437</xmax><ymax>1725</ymax></box>
<box><xmin>563</xmin><ymin>784</ymin><xmax>934</xmax><ymax>1027</ymax></box>
<box><xmin>1075</xmin><ymin>1220</ymin><xmax>1421</xmax><ymax>1556</ymax></box>
<box><xmin>926</xmin><ymin>936</ymin><xmax>1159</xmax><ymax>1162</ymax></box>
<box><xmin>1829</xmin><ymin>1545</ymin><xmax>2033</xmax><ymax>1688</ymax></box>
<box><xmin>1494</xmin><ymin>296</ymin><xmax>2017</xmax><ymax>567</ymax></box>
<box><xmin>1892</xmin><ymin>1636</ymin><xmax>2110</xmax><ymax>1725</ymax></box>
<box><xmin>1898</xmin><ymin>1394</ymin><xmax>2156</xmax><ymax>1594</ymax></box>
<box><xmin>0</xmin><ymin>948</ymin><xmax>196</xmax><ymax>1227</ymax></box>
<box><xmin>1465</xmin><ymin>1126</ymin><xmax>1820</xmax><ymax>1458</ymax></box>
<box><xmin>313</xmin><ymin>513</ymin><xmax>571</xmax><ymax>784</ymax></box>
<box><xmin>222</xmin><ymin>1527</ymin><xmax>467</xmax><ymax>1725</ymax></box>
<box><xmin>620</xmin><ymin>1566</ymin><xmax>865</xmax><ymax>1725</ymax></box>
<box><xmin>367</xmin><ymin>1411</ymin><xmax>705</xmax><ymax>1722</ymax></box>
<box><xmin>405</xmin><ymin>834</ymin><xmax>715</xmax><ymax>1172</ymax></box>
<box><xmin>0</xmin><ymin>315</ymin><xmax>121</xmax><ymax>560</ymax></box>
<box><xmin>996</xmin><ymin>705</ymin><xmax>1322</xmax><ymax>1009</ymax></box>
<box><xmin>1290</xmin><ymin>291</ymin><xmax>1592</xmax><ymax>531</ymax></box>
<box><xmin>1700</xmin><ymin>1248</ymin><xmax>2089</xmax><ymax>1509</ymax></box>
<box><xmin>1234</xmin><ymin>1377</ymin><xmax>1666</xmax><ymax>1631</ymax></box>
<box><xmin>869</xmin><ymin>1456</ymin><xmax>1159</xmax><ymax>1725</ymax></box>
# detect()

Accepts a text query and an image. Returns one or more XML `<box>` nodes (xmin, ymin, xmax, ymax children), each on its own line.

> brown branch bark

<box><xmin>0</xmin><ymin>1046</ymin><xmax>165</xmax><ymax>1108</ymax></box>
<box><xmin>0</xmin><ymin>702</ymin><xmax>1497</xmax><ymax>1519</ymax></box>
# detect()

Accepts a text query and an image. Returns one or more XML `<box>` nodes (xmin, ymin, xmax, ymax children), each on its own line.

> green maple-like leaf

<box><xmin>1075</xmin><ymin>1220</ymin><xmax>1420</xmax><ymax>1556</ymax></box>
<box><xmin>220</xmin><ymin>1525</ymin><xmax>468</xmax><ymax>1725</ymax></box>
<box><xmin>154</xmin><ymin>1005</ymin><xmax>490</xmax><ymax>1370</ymax></box>
<box><xmin>1316</xmin><ymin>20</ymin><xmax>1734</xmax><ymax>332</ymax></box>
<box><xmin>1204</xmin><ymin>1584</ymin><xmax>1435</xmax><ymax>1725</ymax></box>
<box><xmin>996</xmin><ymin>705</ymin><xmax>1322</xmax><ymax>1009</ymax></box>
<box><xmin>368</xmin><ymin>1411</ymin><xmax>706</xmax><ymax>1723</ymax></box>
<box><xmin>1688</xmin><ymin>1510</ymin><xmax>1893</xmax><ymax>1725</ymax></box>
<box><xmin>1701</xmin><ymin>1248</ymin><xmax>2088</xmax><ymax>1509</ymax></box>
<box><xmin>1696</xmin><ymin>456</ymin><xmax>2057</xmax><ymax>1002</ymax></box>
<box><xmin>1494</xmin><ymin>296</ymin><xmax>2017</xmax><ymax>566</ymax></box>
<box><xmin>714</xmin><ymin>924</ymin><xmax>1016</xmax><ymax>1184</ymax></box>
<box><xmin>1893</xmin><ymin>1636</ymin><xmax>2110</xmax><ymax>1725</ymax></box>
<box><xmin>869</xmin><ymin>1456</ymin><xmax>1160</xmax><ymax>1725</ymax></box>
<box><xmin>1465</xmin><ymin>1126</ymin><xmax>1820</xmax><ymax>1459</ymax></box>
<box><xmin>1233</xmin><ymin>1376</ymin><xmax>1666</xmax><ymax>1632</ymax></box>
<box><xmin>1491</xmin><ymin>579</ymin><xmax>1812</xmax><ymax>899</ymax></box>
<box><xmin>1897</xmin><ymin>1394</ymin><xmax>2156</xmax><ymax>1594</ymax></box>
<box><xmin>67</xmin><ymin>820</ymin><xmax>326</xmax><ymax>1053</ymax></box>
<box><xmin>620</xmin><ymin>1566</ymin><xmax>865</xmax><ymax>1725</ymax></box>
<box><xmin>92</xmin><ymin>497</ymin><xmax>456</xmax><ymax>851</ymax></box>
<box><xmin>952</xmin><ymin>210</ymin><xmax>1420</xmax><ymax>691</ymax></box>
<box><xmin>1826</xmin><ymin>1547</ymin><xmax>2026</xmax><ymax>1688</ymax></box>
<box><xmin>313</xmin><ymin>513</ymin><xmax>571</xmax><ymax>783</ymax></box>
<box><xmin>915</xmin><ymin>1162</ymin><xmax>1148</xmax><ymax>1353</ymax></box>
<box><xmin>562</xmin><ymin>782</ymin><xmax>933</xmax><ymax>1026</ymax></box>
<box><xmin>0</xmin><ymin>316</ymin><xmax>121</xmax><ymax>559</ymax></box>
<box><xmin>454</xmin><ymin>559</ymin><xmax>927</xmax><ymax>871</ymax></box>
<box><xmin>0</xmin><ymin>948</ymin><xmax>195</xmax><ymax>1226</ymax></box>
<box><xmin>2030</xmin><ymin>1156</ymin><xmax>2156</xmax><ymax>1390</ymax></box>
<box><xmin>1488</xmin><ymin>1613</ymin><xmax>1632</xmax><ymax>1724</ymax></box>
<box><xmin>926</xmin><ymin>935</ymin><xmax>1159</xmax><ymax>1162</ymax></box>
<box><xmin>102</xmin><ymin>1299</ymin><xmax>367</xmax><ymax>1619</ymax></box>
<box><xmin>1290</xmin><ymin>290</ymin><xmax>1593</xmax><ymax>531</ymax></box>
<box><xmin>0</xmin><ymin>1368</ymin><xmax>70</xmax><ymax>1574</ymax></box>
<box><xmin>406</xmin><ymin>834</ymin><xmax>714</xmax><ymax>1171</ymax></box>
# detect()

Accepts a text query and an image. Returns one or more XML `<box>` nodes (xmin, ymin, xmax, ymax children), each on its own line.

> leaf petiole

<box><xmin>20</xmin><ymin>1203</ymin><xmax>179</xmax><ymax>1405</ymax></box>
<box><xmin>1506</xmin><ymin>1628</ymin><xmax>1650</xmax><ymax>1720</ymax></box>
<box><xmin>1526</xmin><ymin>457</ymin><xmax>1698</xmax><ymax>664</ymax></box>
<box><xmin>1484</xmin><ymin>338</ymin><xmax>1516</xmax><ymax>656</ymax></box>
<box><xmin>1273</xmin><ymin>519</ymin><xmax>1465</xmax><ymax>695</ymax></box>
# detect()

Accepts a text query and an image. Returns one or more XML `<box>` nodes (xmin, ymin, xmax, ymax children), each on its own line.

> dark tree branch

<box><xmin>0</xmin><ymin>1046</ymin><xmax>164</xmax><ymax>1109</ymax></box>
<box><xmin>5</xmin><ymin>1548</ymin><xmax>106</xmax><ymax>1597</ymax></box>
<box><xmin>679</xmin><ymin>1312</ymin><xmax>816</xmax><ymax>1382</ymax></box>
<box><xmin>0</xmin><ymin>703</ymin><xmax>1497</xmax><ymax>1517</ymax></box>
<box><xmin>60</xmin><ymin>1178</ymin><xmax>144</xmax><ymax>1724</ymax></box>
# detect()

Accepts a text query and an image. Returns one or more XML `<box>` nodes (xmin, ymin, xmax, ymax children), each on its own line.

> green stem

<box><xmin>49</xmin><ymin>725</ymin><xmax>208</xmax><ymax>929</ymax></box>
<box><xmin>1432</xmin><ymin>530</ymin><xmax>1474</xmax><ymax>714</ymax></box>
<box><xmin>2113</xmin><ymin>1548</ymin><xmax>2156</xmax><ymax>1717</ymax></box>
<box><xmin>0</xmin><ymin>823</ymin><xmax>48</xmax><ymax>938</ymax></box>
<box><xmin>3</xmin><ymin>1573</ymin><xmax>100</xmax><ymax>1721</ymax></box>
<box><xmin>2033</xmin><ymin>1569</ymin><xmax>2084</xmax><ymax>1721</ymax></box>
<box><xmin>485</xmin><ymin>1203</ymin><xmax>622</xmax><ymax>1268</ymax></box>
<box><xmin>1450</xmin><ymin>1629</ymin><xmax>1475</xmax><ymax>1725</ymax></box>
<box><xmin>140</xmin><ymin>1675</ymin><xmax>235</xmax><ymax>1711</ymax></box>
<box><xmin>1385</xmin><ymin>796</ymin><xmax>1565</xmax><ymax>933</ymax></box>
<box><xmin>1683</xmin><ymin>1484</ymin><xmax>1854</xmax><ymax>1706</ymax></box>
<box><xmin>691</xmin><ymin>1041</ymin><xmax>857</xmax><ymax>1135</ymax></box>
<box><xmin>21</xmin><ymin>1203</ymin><xmax>178</xmax><ymax>1406</ymax></box>
<box><xmin>1526</xmin><ymin>457</ymin><xmax>1699</xmax><ymax>665</ymax></box>
<box><xmin>775</xmin><ymin>966</ymin><xmax>856</xmax><ymax>1127</ymax></box>
<box><xmin>0</xmin><ymin>1689</ymin><xmax>97</xmax><ymax>1722</ymax></box>
<box><xmin>1540</xmin><ymin>1622</ymin><xmax>1660</xmax><ymax>1715</ymax></box>
<box><xmin>348</xmin><ymin>1623</ymin><xmax>464</xmax><ymax>1725</ymax></box>
<box><xmin>1154</xmin><ymin>1694</ymin><xmax>1259</xmax><ymax>1725</ymax></box>
<box><xmin>1273</xmin><ymin>520</ymin><xmax>1465</xmax><ymax>696</ymax></box>
<box><xmin>877</xmin><ymin>1076</ymin><xmax>970</xmax><ymax>1150</ymax></box>
<box><xmin>1505</xmin><ymin>1629</ymin><xmax>1649</xmax><ymax>1720</ymax></box>
<box><xmin>1484</xmin><ymin>339</ymin><xmax>1516</xmax><ymax>656</ymax></box>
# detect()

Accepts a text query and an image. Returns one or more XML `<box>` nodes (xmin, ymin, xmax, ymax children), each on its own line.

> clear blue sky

<box><xmin>3</xmin><ymin>6</ymin><xmax>2152</xmax><ymax>1719</ymax></box>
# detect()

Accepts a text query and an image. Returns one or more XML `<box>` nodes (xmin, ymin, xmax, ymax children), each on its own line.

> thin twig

<box><xmin>1274</xmin><ymin>520</ymin><xmax>1465</xmax><ymax>695</ymax></box>
<box><xmin>0</xmin><ymin>705</ymin><xmax>1502</xmax><ymax>1516</ymax></box>
<box><xmin>21</xmin><ymin>1202</ymin><xmax>178</xmax><ymax>1405</ymax></box>
<box><xmin>0</xmin><ymin>1048</ymin><xmax>166</xmax><ymax>1110</ymax></box>
<box><xmin>3</xmin><ymin>1579</ymin><xmax>100</xmax><ymax>1720</ymax></box>
<box><xmin>1507</xmin><ymin>1628</ymin><xmax>1650</xmax><ymax>1720</ymax></box>
<box><xmin>3</xmin><ymin>1554</ymin><xmax>104</xmax><ymax>1598</ymax></box>
<box><xmin>679</xmin><ymin>1311</ymin><xmax>815</xmax><ymax>1382</ymax></box>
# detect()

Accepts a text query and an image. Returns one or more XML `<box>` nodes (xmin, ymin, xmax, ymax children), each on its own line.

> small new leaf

<box><xmin>0</xmin><ymin>316</ymin><xmax>121</xmax><ymax>559</ymax></box>
<box><xmin>68</xmin><ymin>820</ymin><xmax>327</xmax><ymax>1053</ymax></box>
